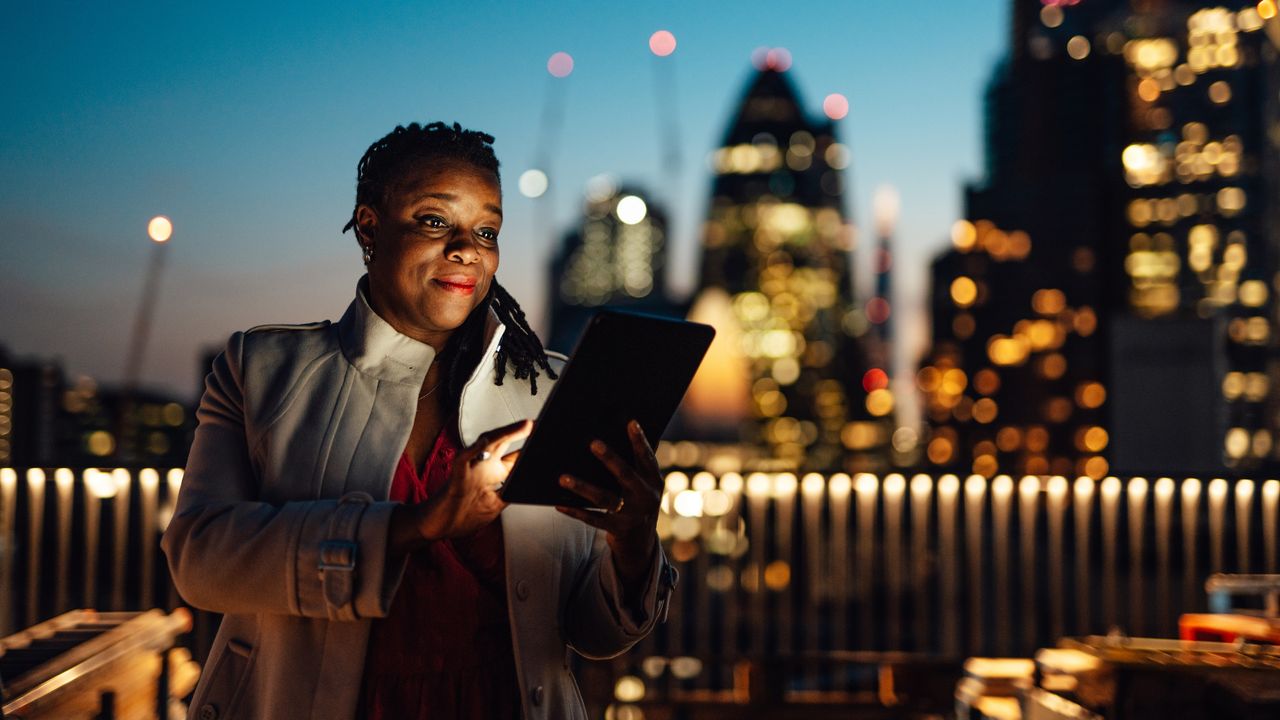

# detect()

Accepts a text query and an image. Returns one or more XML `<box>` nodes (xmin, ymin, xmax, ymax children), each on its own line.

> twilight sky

<box><xmin>0</xmin><ymin>1</ymin><xmax>1006</xmax><ymax>400</ymax></box>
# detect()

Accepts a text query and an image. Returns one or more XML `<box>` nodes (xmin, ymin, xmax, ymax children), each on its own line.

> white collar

<box><xmin>336</xmin><ymin>275</ymin><xmax>506</xmax><ymax>386</ymax></box>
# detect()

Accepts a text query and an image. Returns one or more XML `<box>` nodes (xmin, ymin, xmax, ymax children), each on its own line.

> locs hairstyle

<box><xmin>343</xmin><ymin>121</ymin><xmax>557</xmax><ymax>401</ymax></box>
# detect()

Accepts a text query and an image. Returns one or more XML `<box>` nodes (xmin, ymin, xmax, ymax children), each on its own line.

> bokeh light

<box><xmin>616</xmin><ymin>195</ymin><xmax>648</xmax><ymax>224</ymax></box>
<box><xmin>518</xmin><ymin>169</ymin><xmax>548</xmax><ymax>198</ymax></box>
<box><xmin>823</xmin><ymin>93</ymin><xmax>849</xmax><ymax>120</ymax></box>
<box><xmin>614</xmin><ymin>675</ymin><xmax>645</xmax><ymax>703</ymax></box>
<box><xmin>865</xmin><ymin>297</ymin><xmax>891</xmax><ymax>324</ymax></box>
<box><xmin>862</xmin><ymin>368</ymin><xmax>889</xmax><ymax>393</ymax></box>
<box><xmin>147</xmin><ymin>215</ymin><xmax>173</xmax><ymax>243</ymax></box>
<box><xmin>649</xmin><ymin>30</ymin><xmax>676</xmax><ymax>57</ymax></box>
<box><xmin>672</xmin><ymin>489</ymin><xmax>704</xmax><ymax>517</ymax></box>
<box><xmin>547</xmin><ymin>51</ymin><xmax>574</xmax><ymax>78</ymax></box>
<box><xmin>752</xmin><ymin>47</ymin><xmax>792</xmax><ymax>71</ymax></box>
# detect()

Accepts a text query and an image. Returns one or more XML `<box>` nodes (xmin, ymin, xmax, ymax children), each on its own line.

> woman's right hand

<box><xmin>389</xmin><ymin>419</ymin><xmax>531</xmax><ymax>554</ymax></box>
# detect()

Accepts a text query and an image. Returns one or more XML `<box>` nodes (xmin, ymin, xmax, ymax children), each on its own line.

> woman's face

<box><xmin>357</xmin><ymin>160</ymin><xmax>502</xmax><ymax>348</ymax></box>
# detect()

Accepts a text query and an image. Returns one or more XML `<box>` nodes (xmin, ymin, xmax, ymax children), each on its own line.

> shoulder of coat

<box><xmin>244</xmin><ymin>320</ymin><xmax>332</xmax><ymax>335</ymax></box>
<box><xmin>239</xmin><ymin>320</ymin><xmax>337</xmax><ymax>369</ymax></box>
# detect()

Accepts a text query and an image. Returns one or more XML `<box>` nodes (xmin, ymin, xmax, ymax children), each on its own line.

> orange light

<box><xmin>952</xmin><ymin>220</ymin><xmax>977</xmax><ymax>251</ymax></box>
<box><xmin>1076</xmin><ymin>382</ymin><xmax>1107</xmax><ymax>409</ymax></box>
<box><xmin>866</xmin><ymin>389</ymin><xmax>895</xmax><ymax>417</ymax></box>
<box><xmin>1082</xmin><ymin>456</ymin><xmax>1109</xmax><ymax>479</ymax></box>
<box><xmin>1032</xmin><ymin>289</ymin><xmax>1066</xmax><ymax>315</ymax></box>
<box><xmin>973</xmin><ymin>398</ymin><xmax>999</xmax><ymax>424</ymax></box>
<box><xmin>927</xmin><ymin>437</ymin><xmax>954</xmax><ymax>464</ymax></box>
<box><xmin>974</xmin><ymin>368</ymin><xmax>1001</xmax><ymax>395</ymax></box>
<box><xmin>1137</xmin><ymin>77</ymin><xmax>1161</xmax><ymax>102</ymax></box>
<box><xmin>951</xmin><ymin>277</ymin><xmax>978</xmax><ymax>307</ymax></box>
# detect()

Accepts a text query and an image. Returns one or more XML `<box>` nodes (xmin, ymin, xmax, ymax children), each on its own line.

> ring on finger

<box><xmin>611</xmin><ymin>497</ymin><xmax>625</xmax><ymax>514</ymax></box>
<box><xmin>470</xmin><ymin>450</ymin><xmax>492</xmax><ymax>467</ymax></box>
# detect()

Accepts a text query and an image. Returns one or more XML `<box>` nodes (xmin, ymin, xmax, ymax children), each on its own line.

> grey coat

<box><xmin>162</xmin><ymin>281</ymin><xmax>672</xmax><ymax>719</ymax></box>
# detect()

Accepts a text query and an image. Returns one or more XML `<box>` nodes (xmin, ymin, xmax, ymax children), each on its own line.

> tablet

<box><xmin>500</xmin><ymin>310</ymin><xmax>715</xmax><ymax>508</ymax></box>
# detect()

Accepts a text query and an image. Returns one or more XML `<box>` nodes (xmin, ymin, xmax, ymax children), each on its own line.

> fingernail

<box><xmin>630</xmin><ymin>420</ymin><xmax>641</xmax><ymax>432</ymax></box>
<box><xmin>559</xmin><ymin>475</ymin><xmax>572</xmax><ymax>487</ymax></box>
<box><xmin>591</xmin><ymin>440</ymin><xmax>605</xmax><ymax>453</ymax></box>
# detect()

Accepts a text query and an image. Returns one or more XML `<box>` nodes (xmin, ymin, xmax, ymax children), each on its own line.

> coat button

<box><xmin>531</xmin><ymin>685</ymin><xmax>545</xmax><ymax>706</ymax></box>
<box><xmin>516</xmin><ymin>580</ymin><xmax>530</xmax><ymax>601</ymax></box>
<box><xmin>197</xmin><ymin>704</ymin><xmax>218</xmax><ymax>720</ymax></box>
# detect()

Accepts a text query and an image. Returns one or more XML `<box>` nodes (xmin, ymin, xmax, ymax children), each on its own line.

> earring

<box><xmin>362</xmin><ymin>244</ymin><xmax>374</xmax><ymax>265</ymax></box>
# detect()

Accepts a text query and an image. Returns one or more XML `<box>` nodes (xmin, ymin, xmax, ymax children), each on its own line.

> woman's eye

<box><xmin>477</xmin><ymin>229</ymin><xmax>499</xmax><ymax>243</ymax></box>
<box><xmin>417</xmin><ymin>215</ymin><xmax>448</xmax><ymax>228</ymax></box>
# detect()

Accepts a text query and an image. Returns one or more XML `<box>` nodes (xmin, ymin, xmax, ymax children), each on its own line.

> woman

<box><xmin>162</xmin><ymin>122</ymin><xmax>675</xmax><ymax>720</ymax></box>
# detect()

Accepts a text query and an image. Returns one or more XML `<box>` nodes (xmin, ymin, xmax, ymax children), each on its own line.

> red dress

<box><xmin>359</xmin><ymin>422</ymin><xmax>522</xmax><ymax>719</ymax></box>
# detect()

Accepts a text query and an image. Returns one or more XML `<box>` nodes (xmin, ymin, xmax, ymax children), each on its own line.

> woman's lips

<box><xmin>432</xmin><ymin>278</ymin><xmax>477</xmax><ymax>295</ymax></box>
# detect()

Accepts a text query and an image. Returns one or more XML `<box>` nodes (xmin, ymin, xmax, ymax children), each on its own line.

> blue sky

<box><xmin>0</xmin><ymin>1</ymin><xmax>1006</xmax><ymax>398</ymax></box>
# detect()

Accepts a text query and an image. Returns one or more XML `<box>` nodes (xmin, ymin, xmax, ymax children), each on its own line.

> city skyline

<box><xmin>0</xmin><ymin>2</ymin><xmax>1004</xmax><ymax>402</ymax></box>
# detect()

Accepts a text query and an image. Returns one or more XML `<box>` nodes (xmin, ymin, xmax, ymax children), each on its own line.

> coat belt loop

<box><xmin>320</xmin><ymin>492</ymin><xmax>373</xmax><ymax>620</ymax></box>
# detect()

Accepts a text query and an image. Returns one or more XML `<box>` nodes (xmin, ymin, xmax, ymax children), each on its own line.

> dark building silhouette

<box><xmin>545</xmin><ymin>183</ymin><xmax>683</xmax><ymax>354</ymax></box>
<box><xmin>681</xmin><ymin>65</ymin><xmax>891</xmax><ymax>472</ymax></box>
<box><xmin>0</xmin><ymin>346</ymin><xmax>61</xmax><ymax>467</ymax></box>
<box><xmin>921</xmin><ymin>0</ymin><xmax>1280</xmax><ymax>478</ymax></box>
<box><xmin>0</xmin><ymin>344</ymin><xmax>193</xmax><ymax>468</ymax></box>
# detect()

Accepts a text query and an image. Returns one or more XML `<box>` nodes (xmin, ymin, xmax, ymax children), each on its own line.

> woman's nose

<box><xmin>445</xmin><ymin>232</ymin><xmax>480</xmax><ymax>264</ymax></box>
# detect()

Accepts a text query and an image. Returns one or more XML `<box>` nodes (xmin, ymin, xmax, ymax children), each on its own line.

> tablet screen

<box><xmin>500</xmin><ymin>310</ymin><xmax>714</xmax><ymax>507</ymax></box>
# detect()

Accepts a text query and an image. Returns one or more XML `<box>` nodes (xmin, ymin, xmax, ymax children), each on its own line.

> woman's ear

<box><xmin>354</xmin><ymin>204</ymin><xmax>379</xmax><ymax>243</ymax></box>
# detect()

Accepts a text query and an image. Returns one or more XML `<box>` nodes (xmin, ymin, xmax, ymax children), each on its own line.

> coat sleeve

<box><xmin>160</xmin><ymin>332</ymin><xmax>407</xmax><ymax>621</ymax></box>
<box><xmin>562</xmin><ymin>526</ymin><xmax>676</xmax><ymax>659</ymax></box>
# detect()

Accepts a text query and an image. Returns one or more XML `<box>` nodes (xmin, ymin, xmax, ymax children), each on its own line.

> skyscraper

<box><xmin>545</xmin><ymin>182</ymin><xmax>680</xmax><ymax>354</ymax></box>
<box><xmin>682</xmin><ymin>62</ymin><xmax>891</xmax><ymax>472</ymax></box>
<box><xmin>921</xmin><ymin>0</ymin><xmax>1280</xmax><ymax>477</ymax></box>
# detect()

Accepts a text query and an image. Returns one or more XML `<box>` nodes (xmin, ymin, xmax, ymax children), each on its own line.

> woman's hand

<box><xmin>556</xmin><ymin>420</ymin><xmax>662</xmax><ymax>597</ymax></box>
<box><xmin>389</xmin><ymin>419</ymin><xmax>530</xmax><ymax>554</ymax></box>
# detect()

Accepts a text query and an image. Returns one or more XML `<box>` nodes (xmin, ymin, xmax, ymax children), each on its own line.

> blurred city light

<box><xmin>648</xmin><ymin>30</ymin><xmax>676</xmax><ymax>57</ymax></box>
<box><xmin>546</xmin><ymin>51</ymin><xmax>574</xmax><ymax>78</ymax></box>
<box><xmin>822</xmin><ymin>92</ymin><xmax>849</xmax><ymax>120</ymax></box>
<box><xmin>615</xmin><ymin>194</ymin><xmax>647</xmax><ymax>225</ymax></box>
<box><xmin>146</xmin><ymin>215</ymin><xmax>172</xmax><ymax>243</ymax></box>
<box><xmin>517</xmin><ymin>169</ymin><xmax>548</xmax><ymax>198</ymax></box>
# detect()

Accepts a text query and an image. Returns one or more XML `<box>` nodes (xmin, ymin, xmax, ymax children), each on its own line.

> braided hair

<box><xmin>343</xmin><ymin>121</ymin><xmax>558</xmax><ymax>402</ymax></box>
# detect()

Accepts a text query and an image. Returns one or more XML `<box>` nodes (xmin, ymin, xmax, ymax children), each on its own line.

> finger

<box><xmin>479</xmin><ymin>485</ymin><xmax>509</xmax><ymax>508</ymax></box>
<box><xmin>474</xmin><ymin>418</ymin><xmax>532</xmax><ymax>448</ymax></box>
<box><xmin>472</xmin><ymin>419</ymin><xmax>533</xmax><ymax>460</ymax></box>
<box><xmin>559</xmin><ymin>475</ymin><xmax>621</xmax><ymax>510</ymax></box>
<box><xmin>626</xmin><ymin>420</ymin><xmax>662</xmax><ymax>489</ymax></box>
<box><xmin>556</xmin><ymin>506</ymin><xmax>620</xmax><ymax>533</ymax></box>
<box><xmin>499</xmin><ymin>450</ymin><xmax>521</xmax><ymax>472</ymax></box>
<box><xmin>589</xmin><ymin>440</ymin><xmax>646</xmax><ymax>495</ymax></box>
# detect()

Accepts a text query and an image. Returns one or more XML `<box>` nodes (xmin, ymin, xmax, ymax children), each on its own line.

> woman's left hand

<box><xmin>556</xmin><ymin>419</ymin><xmax>662</xmax><ymax>593</ymax></box>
